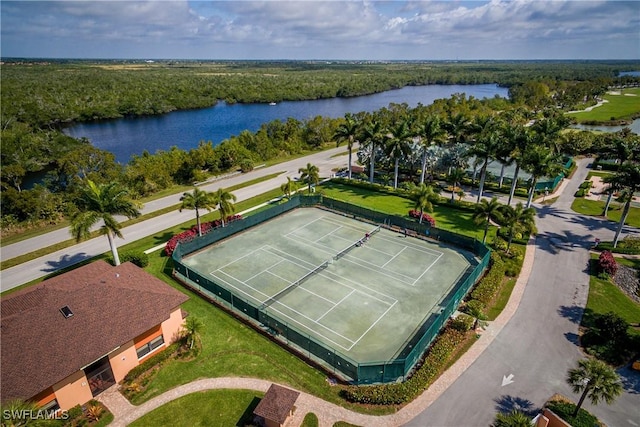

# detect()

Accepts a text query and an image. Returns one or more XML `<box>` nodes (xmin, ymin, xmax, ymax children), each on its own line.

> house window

<box><xmin>40</xmin><ymin>399</ymin><xmax>60</xmax><ymax>412</ymax></box>
<box><xmin>136</xmin><ymin>335</ymin><xmax>165</xmax><ymax>359</ymax></box>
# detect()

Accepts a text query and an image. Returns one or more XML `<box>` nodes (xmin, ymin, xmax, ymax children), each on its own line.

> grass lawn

<box><xmin>318</xmin><ymin>181</ymin><xmax>495</xmax><ymax>242</ymax></box>
<box><xmin>584</xmin><ymin>254</ymin><xmax>640</xmax><ymax>337</ymax></box>
<box><xmin>570</xmin><ymin>198</ymin><xmax>640</xmax><ymax>229</ymax></box>
<box><xmin>567</xmin><ymin>88</ymin><xmax>640</xmax><ymax>122</ymax></box>
<box><xmin>128</xmin><ymin>389</ymin><xmax>263</xmax><ymax>427</ymax></box>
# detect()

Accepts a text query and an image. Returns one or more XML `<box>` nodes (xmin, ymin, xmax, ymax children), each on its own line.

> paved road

<box><xmin>406</xmin><ymin>158</ymin><xmax>640</xmax><ymax>427</ymax></box>
<box><xmin>0</xmin><ymin>147</ymin><xmax>349</xmax><ymax>291</ymax></box>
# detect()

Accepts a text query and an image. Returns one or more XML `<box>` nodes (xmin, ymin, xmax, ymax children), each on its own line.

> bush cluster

<box><xmin>123</xmin><ymin>342</ymin><xmax>180</xmax><ymax>384</ymax></box>
<box><xmin>450</xmin><ymin>313</ymin><xmax>476</xmax><ymax>332</ymax></box>
<box><xmin>164</xmin><ymin>214</ymin><xmax>242</xmax><ymax>256</ymax></box>
<box><xmin>545</xmin><ymin>400</ymin><xmax>601</xmax><ymax>427</ymax></box>
<box><xmin>408</xmin><ymin>209</ymin><xmax>436</xmax><ymax>227</ymax></box>
<box><xmin>470</xmin><ymin>253</ymin><xmax>506</xmax><ymax>305</ymax></box>
<box><xmin>594</xmin><ymin>240</ymin><xmax>640</xmax><ymax>255</ymax></box>
<box><xmin>597</xmin><ymin>250</ymin><xmax>618</xmax><ymax>276</ymax></box>
<box><xmin>574</xmin><ymin>188</ymin><xmax>587</xmax><ymax>197</ymax></box>
<box><xmin>340</xmin><ymin>327</ymin><xmax>466</xmax><ymax>405</ymax></box>
<box><xmin>118</xmin><ymin>250</ymin><xmax>149</xmax><ymax>268</ymax></box>
<box><xmin>579</xmin><ymin>180</ymin><xmax>592</xmax><ymax>190</ymax></box>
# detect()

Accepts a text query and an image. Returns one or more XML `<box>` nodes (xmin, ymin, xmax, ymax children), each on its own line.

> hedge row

<box><xmin>123</xmin><ymin>342</ymin><xmax>180</xmax><ymax>384</ymax></box>
<box><xmin>595</xmin><ymin>241</ymin><xmax>640</xmax><ymax>255</ymax></box>
<box><xmin>340</xmin><ymin>327</ymin><xmax>466</xmax><ymax>405</ymax></box>
<box><xmin>469</xmin><ymin>253</ymin><xmax>506</xmax><ymax>305</ymax></box>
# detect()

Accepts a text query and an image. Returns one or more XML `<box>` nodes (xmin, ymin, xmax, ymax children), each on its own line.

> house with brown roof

<box><xmin>1</xmin><ymin>260</ymin><xmax>188</xmax><ymax>411</ymax></box>
<box><xmin>253</xmin><ymin>384</ymin><xmax>300</xmax><ymax>427</ymax></box>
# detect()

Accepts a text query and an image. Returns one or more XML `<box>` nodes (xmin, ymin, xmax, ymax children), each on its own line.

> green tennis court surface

<box><xmin>182</xmin><ymin>207</ymin><xmax>475</xmax><ymax>363</ymax></box>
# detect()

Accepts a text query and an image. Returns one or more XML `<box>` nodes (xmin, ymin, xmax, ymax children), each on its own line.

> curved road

<box><xmin>407</xmin><ymin>158</ymin><xmax>639</xmax><ymax>427</ymax></box>
<box><xmin>0</xmin><ymin>146</ymin><xmax>349</xmax><ymax>291</ymax></box>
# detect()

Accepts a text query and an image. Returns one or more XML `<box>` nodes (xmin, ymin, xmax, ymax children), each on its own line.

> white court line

<box><xmin>347</xmin><ymin>300</ymin><xmax>399</xmax><ymax>351</ymax></box>
<box><xmin>316</xmin><ymin>290</ymin><xmax>355</xmax><ymax>322</ymax></box>
<box><xmin>284</xmin><ymin>216</ymin><xmax>326</xmax><ymax>238</ymax></box>
<box><xmin>211</xmin><ymin>270</ymin><xmax>269</xmax><ymax>303</ymax></box>
<box><xmin>243</xmin><ymin>258</ymin><xmax>286</xmax><ymax>283</ymax></box>
<box><xmin>381</xmin><ymin>246</ymin><xmax>406</xmax><ymax>268</ymax></box>
<box><xmin>411</xmin><ymin>252</ymin><xmax>444</xmax><ymax>286</ymax></box>
<box><xmin>266</xmin><ymin>271</ymin><xmax>336</xmax><ymax>305</ymax></box>
<box><xmin>374</xmin><ymin>233</ymin><xmax>445</xmax><ymax>257</ymax></box>
<box><xmin>216</xmin><ymin>246</ymin><xmax>271</xmax><ymax>270</ymax></box>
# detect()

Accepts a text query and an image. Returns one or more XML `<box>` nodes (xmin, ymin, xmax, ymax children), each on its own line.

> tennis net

<box><xmin>333</xmin><ymin>225</ymin><xmax>381</xmax><ymax>261</ymax></box>
<box><xmin>260</xmin><ymin>260</ymin><xmax>329</xmax><ymax>309</ymax></box>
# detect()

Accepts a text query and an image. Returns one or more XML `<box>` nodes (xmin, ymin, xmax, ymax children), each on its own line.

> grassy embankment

<box><xmin>566</xmin><ymin>87</ymin><xmax>640</xmax><ymax>123</ymax></box>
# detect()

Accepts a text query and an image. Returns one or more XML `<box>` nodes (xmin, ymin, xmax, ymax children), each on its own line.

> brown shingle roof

<box><xmin>1</xmin><ymin>261</ymin><xmax>188</xmax><ymax>402</ymax></box>
<box><xmin>253</xmin><ymin>384</ymin><xmax>300</xmax><ymax>424</ymax></box>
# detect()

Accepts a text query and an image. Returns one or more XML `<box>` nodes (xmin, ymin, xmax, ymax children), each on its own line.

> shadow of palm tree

<box><xmin>494</xmin><ymin>394</ymin><xmax>538</xmax><ymax>417</ymax></box>
<box><xmin>557</xmin><ymin>305</ymin><xmax>585</xmax><ymax>325</ymax></box>
<box><xmin>43</xmin><ymin>252</ymin><xmax>91</xmax><ymax>272</ymax></box>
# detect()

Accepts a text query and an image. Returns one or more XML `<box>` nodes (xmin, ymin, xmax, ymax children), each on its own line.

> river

<box><xmin>64</xmin><ymin>84</ymin><xmax>508</xmax><ymax>163</ymax></box>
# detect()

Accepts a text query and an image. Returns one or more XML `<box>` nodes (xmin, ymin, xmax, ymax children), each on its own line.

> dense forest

<box><xmin>1</xmin><ymin>60</ymin><xmax>639</xmax><ymax>233</ymax></box>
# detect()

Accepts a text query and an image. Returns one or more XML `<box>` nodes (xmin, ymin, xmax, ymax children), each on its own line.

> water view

<box><xmin>64</xmin><ymin>84</ymin><xmax>508</xmax><ymax>163</ymax></box>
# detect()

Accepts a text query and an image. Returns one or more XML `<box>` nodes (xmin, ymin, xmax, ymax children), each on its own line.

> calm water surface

<box><xmin>65</xmin><ymin>84</ymin><xmax>508</xmax><ymax>163</ymax></box>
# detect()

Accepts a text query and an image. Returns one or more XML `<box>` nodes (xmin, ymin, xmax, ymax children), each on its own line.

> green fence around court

<box><xmin>172</xmin><ymin>195</ymin><xmax>490</xmax><ymax>384</ymax></box>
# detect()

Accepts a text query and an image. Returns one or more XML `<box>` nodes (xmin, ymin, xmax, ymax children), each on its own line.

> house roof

<box><xmin>253</xmin><ymin>384</ymin><xmax>300</xmax><ymax>424</ymax></box>
<box><xmin>1</xmin><ymin>261</ymin><xmax>188</xmax><ymax>402</ymax></box>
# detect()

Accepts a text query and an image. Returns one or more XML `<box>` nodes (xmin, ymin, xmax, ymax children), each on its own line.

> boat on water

<box><xmin>269</xmin><ymin>102</ymin><xmax>277</xmax><ymax>106</ymax></box>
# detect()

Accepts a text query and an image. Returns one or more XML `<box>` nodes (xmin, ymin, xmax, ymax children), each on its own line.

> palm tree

<box><xmin>70</xmin><ymin>180</ymin><xmax>141</xmax><ymax>266</ymax></box>
<box><xmin>507</xmin><ymin>125</ymin><xmax>535</xmax><ymax>206</ymax></box>
<box><xmin>411</xmin><ymin>183</ymin><xmax>439</xmax><ymax>224</ymax></box>
<box><xmin>468</xmin><ymin>118</ymin><xmax>502</xmax><ymax>203</ymax></box>
<box><xmin>521</xmin><ymin>145</ymin><xmax>563</xmax><ymax>208</ymax></box>
<box><xmin>179</xmin><ymin>187</ymin><xmax>216</xmax><ymax>236</ymax></box>
<box><xmin>605</xmin><ymin>163</ymin><xmax>640</xmax><ymax>247</ymax></box>
<box><xmin>212</xmin><ymin>188</ymin><xmax>237</xmax><ymax>227</ymax></box>
<box><xmin>416</xmin><ymin>114</ymin><xmax>447</xmax><ymax>184</ymax></box>
<box><xmin>566</xmin><ymin>358</ymin><xmax>622</xmax><ymax>417</ymax></box>
<box><xmin>298</xmin><ymin>163</ymin><xmax>320</xmax><ymax>194</ymax></box>
<box><xmin>385</xmin><ymin>119</ymin><xmax>412</xmax><ymax>189</ymax></box>
<box><xmin>280</xmin><ymin>176</ymin><xmax>297</xmax><ymax>200</ymax></box>
<box><xmin>445</xmin><ymin>112</ymin><xmax>471</xmax><ymax>146</ymax></box>
<box><xmin>360</xmin><ymin>118</ymin><xmax>386</xmax><ymax>184</ymax></box>
<box><xmin>182</xmin><ymin>316</ymin><xmax>203</xmax><ymax>350</ymax></box>
<box><xmin>498</xmin><ymin>202</ymin><xmax>536</xmax><ymax>253</ymax></box>
<box><xmin>473</xmin><ymin>197</ymin><xmax>502</xmax><ymax>244</ymax></box>
<box><xmin>447</xmin><ymin>168</ymin><xmax>467</xmax><ymax>203</ymax></box>
<box><xmin>493</xmin><ymin>409</ymin><xmax>531</xmax><ymax>427</ymax></box>
<box><xmin>334</xmin><ymin>113</ymin><xmax>360</xmax><ymax>179</ymax></box>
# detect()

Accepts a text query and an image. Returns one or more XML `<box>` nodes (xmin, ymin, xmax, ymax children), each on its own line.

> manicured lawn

<box><xmin>567</xmin><ymin>88</ymin><xmax>640</xmax><ymax>122</ymax></box>
<box><xmin>570</xmin><ymin>198</ymin><xmax>640</xmax><ymax>228</ymax></box>
<box><xmin>584</xmin><ymin>255</ymin><xmax>640</xmax><ymax>337</ymax></box>
<box><xmin>128</xmin><ymin>389</ymin><xmax>263</xmax><ymax>427</ymax></box>
<box><xmin>319</xmin><ymin>182</ymin><xmax>494</xmax><ymax>242</ymax></box>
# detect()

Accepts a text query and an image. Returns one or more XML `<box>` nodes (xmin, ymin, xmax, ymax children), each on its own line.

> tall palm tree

<box><xmin>605</xmin><ymin>162</ymin><xmax>640</xmax><ymax>247</ymax></box>
<box><xmin>473</xmin><ymin>129</ymin><xmax>502</xmax><ymax>203</ymax></box>
<box><xmin>521</xmin><ymin>145</ymin><xmax>563</xmax><ymax>208</ymax></box>
<box><xmin>334</xmin><ymin>113</ymin><xmax>360</xmax><ymax>179</ymax></box>
<box><xmin>298</xmin><ymin>163</ymin><xmax>320</xmax><ymax>194</ymax></box>
<box><xmin>447</xmin><ymin>168</ymin><xmax>467</xmax><ymax>203</ymax></box>
<box><xmin>416</xmin><ymin>114</ymin><xmax>447</xmax><ymax>184</ymax></box>
<box><xmin>498</xmin><ymin>202</ymin><xmax>536</xmax><ymax>253</ymax></box>
<box><xmin>179</xmin><ymin>187</ymin><xmax>216</xmax><ymax>236</ymax></box>
<box><xmin>411</xmin><ymin>183</ymin><xmax>439</xmax><ymax>224</ymax></box>
<box><xmin>70</xmin><ymin>180</ymin><xmax>141</xmax><ymax>266</ymax></box>
<box><xmin>360</xmin><ymin>118</ymin><xmax>386</xmax><ymax>184</ymax></box>
<box><xmin>507</xmin><ymin>125</ymin><xmax>535</xmax><ymax>206</ymax></box>
<box><xmin>445</xmin><ymin>112</ymin><xmax>471</xmax><ymax>146</ymax></box>
<box><xmin>473</xmin><ymin>197</ymin><xmax>502</xmax><ymax>244</ymax></box>
<box><xmin>385</xmin><ymin>119</ymin><xmax>412</xmax><ymax>189</ymax></box>
<box><xmin>566</xmin><ymin>358</ymin><xmax>622</xmax><ymax>417</ymax></box>
<box><xmin>212</xmin><ymin>188</ymin><xmax>237</xmax><ymax>227</ymax></box>
<box><xmin>280</xmin><ymin>176</ymin><xmax>297</xmax><ymax>200</ymax></box>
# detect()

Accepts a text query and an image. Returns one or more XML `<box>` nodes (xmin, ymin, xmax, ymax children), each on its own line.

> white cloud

<box><xmin>1</xmin><ymin>0</ymin><xmax>638</xmax><ymax>59</ymax></box>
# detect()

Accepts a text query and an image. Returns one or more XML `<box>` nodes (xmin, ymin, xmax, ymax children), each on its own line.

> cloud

<box><xmin>1</xmin><ymin>0</ymin><xmax>638</xmax><ymax>59</ymax></box>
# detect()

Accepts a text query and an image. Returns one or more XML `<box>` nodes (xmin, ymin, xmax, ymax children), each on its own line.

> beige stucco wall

<box><xmin>542</xmin><ymin>409</ymin><xmax>572</xmax><ymax>427</ymax></box>
<box><xmin>108</xmin><ymin>340</ymin><xmax>139</xmax><ymax>383</ymax></box>
<box><xmin>51</xmin><ymin>370</ymin><xmax>93</xmax><ymax>411</ymax></box>
<box><xmin>161</xmin><ymin>307</ymin><xmax>185</xmax><ymax>344</ymax></box>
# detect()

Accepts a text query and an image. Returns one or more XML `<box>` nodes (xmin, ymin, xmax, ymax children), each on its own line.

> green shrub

<box><xmin>118</xmin><ymin>250</ymin><xmax>150</xmax><ymax>268</ymax></box>
<box><xmin>450</xmin><ymin>313</ymin><xmax>475</xmax><ymax>331</ymax></box>
<box><xmin>545</xmin><ymin>400</ymin><xmax>600</xmax><ymax>427</ymax></box>
<box><xmin>594</xmin><ymin>241</ymin><xmax>640</xmax><ymax>255</ymax></box>
<box><xmin>470</xmin><ymin>253</ymin><xmax>505</xmax><ymax>305</ymax></box>
<box><xmin>574</xmin><ymin>188</ymin><xmax>586</xmax><ymax>197</ymax></box>
<box><xmin>123</xmin><ymin>342</ymin><xmax>179</xmax><ymax>383</ymax></box>
<box><xmin>462</xmin><ymin>299</ymin><xmax>486</xmax><ymax>320</ymax></box>
<box><xmin>579</xmin><ymin>181</ymin><xmax>592</xmax><ymax>190</ymax></box>
<box><xmin>340</xmin><ymin>327</ymin><xmax>466</xmax><ymax>405</ymax></box>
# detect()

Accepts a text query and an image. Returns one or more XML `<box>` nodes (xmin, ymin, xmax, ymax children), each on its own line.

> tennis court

<box><xmin>182</xmin><ymin>207</ymin><xmax>475</xmax><ymax>364</ymax></box>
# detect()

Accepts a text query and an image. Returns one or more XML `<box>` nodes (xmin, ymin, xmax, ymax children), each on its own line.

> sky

<box><xmin>1</xmin><ymin>0</ymin><xmax>639</xmax><ymax>60</ymax></box>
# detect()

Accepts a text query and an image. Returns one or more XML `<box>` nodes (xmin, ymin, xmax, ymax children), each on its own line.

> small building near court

<box><xmin>253</xmin><ymin>384</ymin><xmax>300</xmax><ymax>427</ymax></box>
<box><xmin>1</xmin><ymin>260</ymin><xmax>188</xmax><ymax>411</ymax></box>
